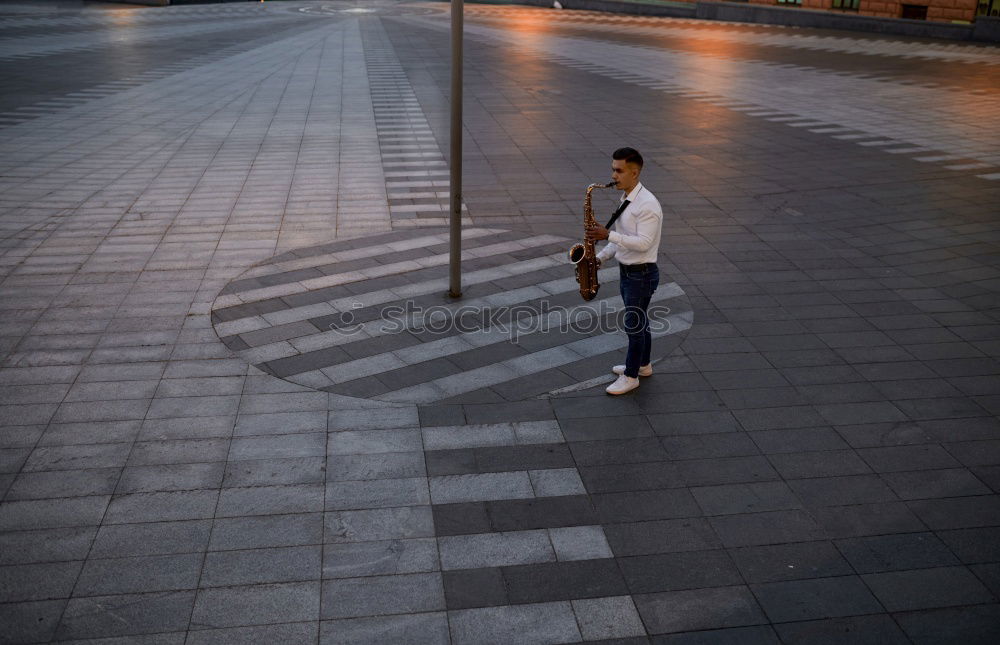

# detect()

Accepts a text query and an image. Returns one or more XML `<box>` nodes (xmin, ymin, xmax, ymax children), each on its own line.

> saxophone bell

<box><xmin>568</xmin><ymin>243</ymin><xmax>585</xmax><ymax>265</ymax></box>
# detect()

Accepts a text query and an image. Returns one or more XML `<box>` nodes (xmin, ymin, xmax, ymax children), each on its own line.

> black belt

<box><xmin>621</xmin><ymin>262</ymin><xmax>656</xmax><ymax>270</ymax></box>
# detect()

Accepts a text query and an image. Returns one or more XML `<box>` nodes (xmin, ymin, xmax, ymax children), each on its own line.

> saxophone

<box><xmin>568</xmin><ymin>181</ymin><xmax>616</xmax><ymax>301</ymax></box>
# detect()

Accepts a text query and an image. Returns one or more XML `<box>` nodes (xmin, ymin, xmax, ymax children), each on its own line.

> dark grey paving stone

<box><xmin>660</xmin><ymin>433</ymin><xmax>760</xmax><ymax>460</ymax></box>
<box><xmin>894</xmin><ymin>604</ymin><xmax>1000</xmax><ymax>645</ymax></box>
<box><xmin>224</xmin><ymin>456</ymin><xmax>327</xmax><ymax>487</ymax></box>
<box><xmin>907</xmin><ymin>495</ymin><xmax>1000</xmax><ymax>530</ymax></box>
<box><xmin>690</xmin><ymin>481</ymin><xmax>801</xmax><ymax>516</ymax></box>
<box><xmin>90</xmin><ymin>520</ymin><xmax>212</xmax><ymax>559</ymax></box>
<box><xmin>592</xmin><ymin>489</ymin><xmax>702</xmax><ymax>523</ymax></box>
<box><xmin>772</xmin><ymin>614</ymin><xmax>910</xmax><ymax>645</ymax></box>
<box><xmin>319</xmin><ymin>612</ymin><xmax>449</xmax><ymax>645</ymax></box>
<box><xmin>502</xmin><ymin>558</ymin><xmax>628</xmax><ymax>604</ymax></box>
<box><xmin>209</xmin><ymin>513</ymin><xmax>324</xmax><ymax>551</ymax></box>
<box><xmin>57</xmin><ymin>591</ymin><xmax>195</xmax><ymax>640</ymax></box>
<box><xmin>650</xmin><ymin>625</ymin><xmax>778</xmax><ymax>644</ymax></box>
<box><xmin>937</xmin><ymin>527</ymin><xmax>1000</xmax><ymax>564</ymax></box>
<box><xmin>768</xmin><ymin>450</ymin><xmax>873</xmax><ymax>479</ymax></box>
<box><xmin>442</xmin><ymin>567</ymin><xmax>508</xmax><ymax>609</ymax></box>
<box><xmin>188</xmin><ymin>622</ymin><xmax>317</xmax><ymax>645</ymax></box>
<box><xmin>0</xmin><ymin>527</ymin><xmax>95</xmax><ymax>566</ymax></box>
<box><xmin>579</xmin><ymin>462</ymin><xmax>682</xmax><ymax>494</ymax></box>
<box><xmin>201</xmin><ymin>546</ymin><xmax>321</xmax><ymax>587</ymax></box>
<box><xmin>570</xmin><ymin>437</ymin><xmax>670</xmax><ymax>466</ymax></box>
<box><xmin>647</xmin><ymin>411</ymin><xmax>743</xmax><ymax>436</ymax></box>
<box><xmin>0</xmin><ymin>599</ymin><xmax>65</xmax><ymax>644</ymax></box>
<box><xmin>812</xmin><ymin>501</ymin><xmax>926</xmax><ymax>539</ymax></box>
<box><xmin>487</xmin><ymin>495</ymin><xmax>600</xmax><ymax>532</ymax></box>
<box><xmin>321</xmin><ymin>573</ymin><xmax>443</xmax><ymax>619</ymax></box>
<box><xmin>833</xmin><ymin>421</ymin><xmax>933</xmax><ymax>449</ymax></box>
<box><xmin>0</xmin><ymin>560</ymin><xmax>82</xmax><ymax>603</ymax></box>
<box><xmin>835</xmin><ymin>532</ymin><xmax>959</xmax><ymax>573</ymax></box>
<box><xmin>633</xmin><ymin>586</ymin><xmax>767</xmax><ymax>634</ymax></box>
<box><xmin>749</xmin><ymin>427</ymin><xmax>848</xmax><ymax>454</ymax></box>
<box><xmin>862</xmin><ymin>566</ymin><xmax>995</xmax><ymax>612</ymax></box>
<box><xmin>732</xmin><ymin>407</ymin><xmax>828</xmax><ymax>432</ymax></box>
<box><xmin>431</xmin><ymin>502</ymin><xmax>491</xmax><ymax>537</ymax></box>
<box><xmin>605</xmin><ymin>518</ymin><xmax>722</xmax><ymax>557</ymax></box>
<box><xmin>857</xmin><ymin>444</ymin><xmax>963</xmax><ymax>473</ymax></box>
<box><xmin>730</xmin><ymin>541</ymin><xmax>853</xmax><ymax>584</ymax></box>
<box><xmin>191</xmin><ymin>582</ymin><xmax>320</xmax><ymax>629</ymax></box>
<box><xmin>73</xmin><ymin>553</ymin><xmax>202</xmax><ymax>596</ymax></box>
<box><xmin>789</xmin><ymin>475</ymin><xmax>898</xmax><ymax>507</ymax></box>
<box><xmin>463</xmin><ymin>400</ymin><xmax>554</xmax><ymax>424</ymax></box>
<box><xmin>6</xmin><ymin>467</ymin><xmax>119</xmax><ymax>500</ymax></box>
<box><xmin>619</xmin><ymin>549</ymin><xmax>742</xmax><ymax>594</ymax></box>
<box><xmin>674</xmin><ymin>456</ymin><xmax>779</xmax><ymax>488</ymax></box>
<box><xmin>709</xmin><ymin>510</ymin><xmax>827</xmax><ymax>547</ymax></box>
<box><xmin>751</xmin><ymin>575</ymin><xmax>883</xmax><ymax>623</ymax></box>
<box><xmin>0</xmin><ymin>496</ymin><xmax>110</xmax><ymax>531</ymax></box>
<box><xmin>881</xmin><ymin>468</ymin><xmax>991</xmax><ymax>500</ymax></box>
<box><xmin>418</xmin><ymin>405</ymin><xmax>466</xmax><ymax>427</ymax></box>
<box><xmin>559</xmin><ymin>415</ymin><xmax>655</xmax><ymax>442</ymax></box>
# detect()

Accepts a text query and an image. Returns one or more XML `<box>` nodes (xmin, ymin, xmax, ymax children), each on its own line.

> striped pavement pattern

<box><xmin>324</xmin><ymin>415</ymin><xmax>649</xmax><ymax>641</ymax></box>
<box><xmin>212</xmin><ymin>227</ymin><xmax>692</xmax><ymax>404</ymax></box>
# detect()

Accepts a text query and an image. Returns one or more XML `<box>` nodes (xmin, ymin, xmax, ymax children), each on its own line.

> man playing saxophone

<box><xmin>586</xmin><ymin>147</ymin><xmax>664</xmax><ymax>395</ymax></box>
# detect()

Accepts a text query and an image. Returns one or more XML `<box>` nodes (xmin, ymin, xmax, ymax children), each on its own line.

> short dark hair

<box><xmin>612</xmin><ymin>147</ymin><xmax>643</xmax><ymax>169</ymax></box>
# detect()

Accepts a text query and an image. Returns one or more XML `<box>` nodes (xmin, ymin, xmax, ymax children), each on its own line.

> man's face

<box><xmin>611</xmin><ymin>159</ymin><xmax>639</xmax><ymax>191</ymax></box>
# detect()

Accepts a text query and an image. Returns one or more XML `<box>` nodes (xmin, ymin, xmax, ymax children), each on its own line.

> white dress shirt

<box><xmin>596</xmin><ymin>182</ymin><xmax>663</xmax><ymax>265</ymax></box>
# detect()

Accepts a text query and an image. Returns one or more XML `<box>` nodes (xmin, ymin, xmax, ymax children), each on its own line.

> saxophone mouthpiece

<box><xmin>606</xmin><ymin>181</ymin><xmax>617</xmax><ymax>188</ymax></box>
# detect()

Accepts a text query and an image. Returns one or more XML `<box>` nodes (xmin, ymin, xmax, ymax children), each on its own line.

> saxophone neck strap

<box><xmin>605</xmin><ymin>199</ymin><xmax>630</xmax><ymax>230</ymax></box>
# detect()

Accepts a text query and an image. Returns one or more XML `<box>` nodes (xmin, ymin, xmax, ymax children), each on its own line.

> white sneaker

<box><xmin>613</xmin><ymin>364</ymin><xmax>653</xmax><ymax>377</ymax></box>
<box><xmin>606</xmin><ymin>375</ymin><xmax>640</xmax><ymax>395</ymax></box>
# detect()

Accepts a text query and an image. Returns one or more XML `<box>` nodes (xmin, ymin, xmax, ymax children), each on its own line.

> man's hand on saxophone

<box><xmin>585</xmin><ymin>222</ymin><xmax>609</xmax><ymax>242</ymax></box>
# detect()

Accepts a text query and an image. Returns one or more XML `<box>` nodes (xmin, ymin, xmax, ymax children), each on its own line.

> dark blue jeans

<box><xmin>619</xmin><ymin>263</ymin><xmax>659</xmax><ymax>378</ymax></box>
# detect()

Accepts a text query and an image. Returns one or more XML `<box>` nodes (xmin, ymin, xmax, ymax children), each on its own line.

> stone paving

<box><xmin>1</xmin><ymin>1</ymin><xmax>1000</xmax><ymax>643</ymax></box>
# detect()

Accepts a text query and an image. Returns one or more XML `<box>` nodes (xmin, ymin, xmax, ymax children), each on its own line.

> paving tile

<box><xmin>0</xmin><ymin>561</ymin><xmax>83</xmax><ymax>602</ymax></box>
<box><xmin>442</xmin><ymin>567</ymin><xmax>509</xmax><ymax>610</ymax></box>
<box><xmin>691</xmin><ymin>481</ymin><xmax>801</xmax><ymax>515</ymax></box>
<box><xmin>320</xmin><ymin>612</ymin><xmax>450</xmax><ymax>644</ymax></box>
<box><xmin>216</xmin><ymin>484</ymin><xmax>323</xmax><ymax>517</ymax></box>
<box><xmin>812</xmin><ymin>501</ymin><xmax>927</xmax><ymax>538</ymax></box>
<box><xmin>605</xmin><ymin>518</ymin><xmax>722</xmax><ymax>557</ymax></box>
<box><xmin>326</xmin><ymin>452</ymin><xmax>425</xmax><ymax>481</ymax></box>
<box><xmin>571</xmin><ymin>596</ymin><xmax>647</xmax><ymax>640</ymax></box>
<box><xmin>0</xmin><ymin>599</ymin><xmax>65</xmax><ymax>644</ymax></box>
<box><xmin>773</xmin><ymin>614</ymin><xmax>910</xmax><ymax>645</ymax></box>
<box><xmin>324</xmin><ymin>506</ymin><xmax>435</xmax><ymax>543</ymax></box>
<box><xmin>448</xmin><ymin>602</ymin><xmax>582</xmax><ymax>645</ymax></box>
<box><xmin>201</xmin><ymin>546</ymin><xmax>321</xmax><ymax>587</ymax></box>
<box><xmin>863</xmin><ymin>565</ymin><xmax>995</xmax><ymax>612</ymax></box>
<box><xmin>57</xmin><ymin>591</ymin><xmax>195</xmax><ymax>640</ymax></box>
<box><xmin>730</xmin><ymin>541</ymin><xmax>853</xmax><ymax>584</ymax></box>
<box><xmin>0</xmin><ymin>496</ymin><xmax>110</xmax><ymax>531</ymax></box>
<box><xmin>620</xmin><ymin>550</ymin><xmax>743</xmax><ymax>594</ymax></box>
<box><xmin>751</xmin><ymin>575</ymin><xmax>884</xmax><ymax>622</ymax></box>
<box><xmin>502</xmin><ymin>559</ymin><xmax>629</xmax><ymax>603</ymax></box>
<box><xmin>834</xmin><ymin>532</ymin><xmax>959</xmax><ymax>573</ymax></box>
<box><xmin>191</xmin><ymin>582</ymin><xmax>320</xmax><ymax>629</ymax></box>
<box><xmin>548</xmin><ymin>525</ymin><xmax>613</xmax><ymax>561</ymax></box>
<box><xmin>326</xmin><ymin>478</ymin><xmax>430</xmax><ymax>510</ymax></box>
<box><xmin>210</xmin><ymin>513</ymin><xmax>324</xmax><ymax>551</ymax></box>
<box><xmin>633</xmin><ymin>586</ymin><xmax>767</xmax><ymax>634</ymax></box>
<box><xmin>709</xmin><ymin>510</ymin><xmax>827</xmax><ymax>547</ymax></box>
<box><xmin>321</xmin><ymin>572</ymin><xmax>444</xmax><ymax>619</ymax></box>
<box><xmin>894</xmin><ymin>604</ymin><xmax>1000</xmax><ymax>645</ymax></box>
<box><xmin>188</xmin><ymin>623</ymin><xmax>318</xmax><ymax>645</ymax></box>
<box><xmin>439</xmin><ymin>530</ymin><xmax>554</xmax><ymax>570</ymax></box>
<box><xmin>429</xmin><ymin>472</ymin><xmax>534</xmax><ymax>504</ymax></box>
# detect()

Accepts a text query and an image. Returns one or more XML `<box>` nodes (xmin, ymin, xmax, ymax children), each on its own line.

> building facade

<box><xmin>750</xmin><ymin>0</ymin><xmax>984</xmax><ymax>23</ymax></box>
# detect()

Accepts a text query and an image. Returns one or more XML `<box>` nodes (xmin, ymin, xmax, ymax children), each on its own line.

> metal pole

<box><xmin>448</xmin><ymin>0</ymin><xmax>463</xmax><ymax>298</ymax></box>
